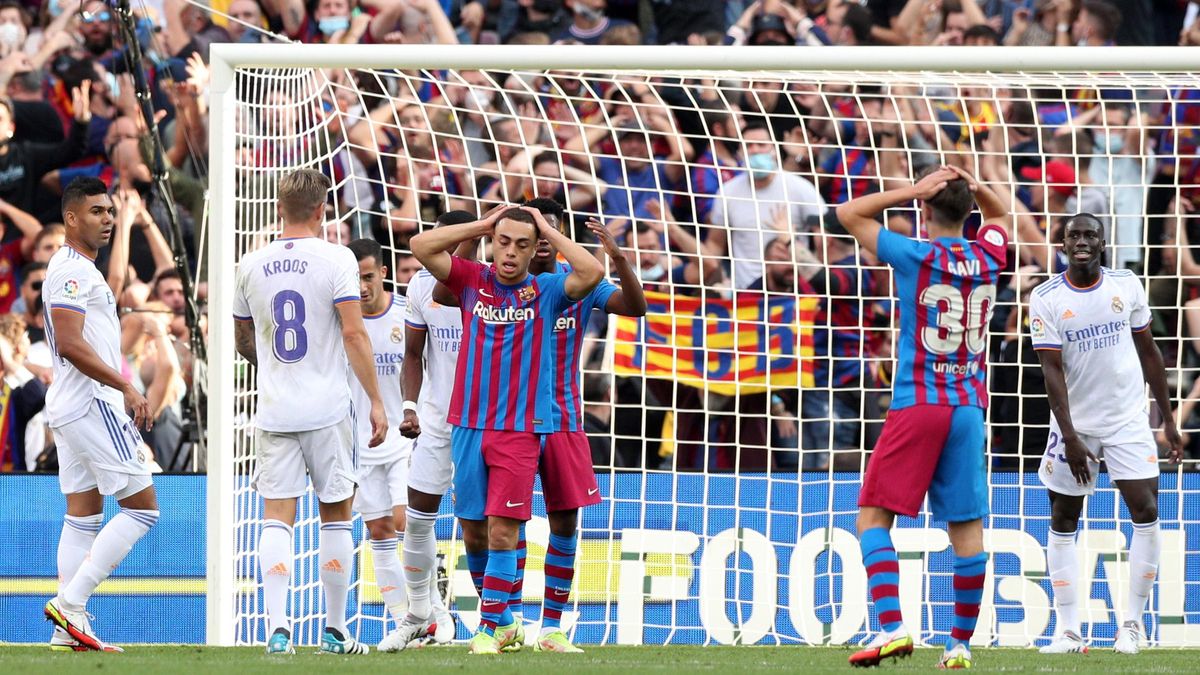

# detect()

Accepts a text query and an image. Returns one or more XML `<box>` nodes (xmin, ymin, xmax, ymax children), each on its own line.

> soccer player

<box><xmin>42</xmin><ymin>177</ymin><xmax>156</xmax><ymax>652</ymax></box>
<box><xmin>232</xmin><ymin>169</ymin><xmax>387</xmax><ymax>655</ymax></box>
<box><xmin>380</xmin><ymin>211</ymin><xmax>477</xmax><ymax>652</ymax></box>
<box><xmin>522</xmin><ymin>200</ymin><xmax>647</xmax><ymax>652</ymax></box>
<box><xmin>1030</xmin><ymin>214</ymin><xmax>1182</xmax><ymax>655</ymax></box>
<box><xmin>346</xmin><ymin>238</ymin><xmax>417</xmax><ymax>644</ymax></box>
<box><xmin>409</xmin><ymin>205</ymin><xmax>604</xmax><ymax>655</ymax></box>
<box><xmin>837</xmin><ymin>165</ymin><xmax>1009</xmax><ymax>669</ymax></box>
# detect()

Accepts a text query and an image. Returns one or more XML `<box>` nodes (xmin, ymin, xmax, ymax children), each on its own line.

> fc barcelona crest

<box><xmin>1111</xmin><ymin>296</ymin><xmax>1124</xmax><ymax>313</ymax></box>
<box><xmin>518</xmin><ymin>285</ymin><xmax>536</xmax><ymax>302</ymax></box>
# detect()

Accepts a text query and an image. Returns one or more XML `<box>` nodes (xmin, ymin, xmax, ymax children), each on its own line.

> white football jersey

<box><xmin>404</xmin><ymin>270</ymin><xmax>462</xmax><ymax>439</ymax></box>
<box><xmin>353</xmin><ymin>292</ymin><xmax>414</xmax><ymax>464</ymax></box>
<box><xmin>233</xmin><ymin>237</ymin><xmax>359</xmax><ymax>433</ymax></box>
<box><xmin>1029</xmin><ymin>267</ymin><xmax>1152</xmax><ymax>437</ymax></box>
<box><xmin>42</xmin><ymin>246</ymin><xmax>124</xmax><ymax>427</ymax></box>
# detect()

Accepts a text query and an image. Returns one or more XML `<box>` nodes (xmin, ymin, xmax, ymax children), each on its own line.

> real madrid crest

<box><xmin>518</xmin><ymin>285</ymin><xmax>536</xmax><ymax>302</ymax></box>
<box><xmin>1111</xmin><ymin>296</ymin><xmax>1124</xmax><ymax>313</ymax></box>
<box><xmin>390</xmin><ymin>326</ymin><xmax>402</xmax><ymax>343</ymax></box>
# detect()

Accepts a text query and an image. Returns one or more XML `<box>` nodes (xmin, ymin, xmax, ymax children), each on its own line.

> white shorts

<box><xmin>1039</xmin><ymin>413</ymin><xmax>1160</xmax><ymax>496</ymax></box>
<box><xmin>253</xmin><ymin>416</ymin><xmax>357</xmax><ymax>503</ymax></box>
<box><xmin>354</xmin><ymin>456</ymin><xmax>410</xmax><ymax>521</ymax></box>
<box><xmin>406</xmin><ymin>431</ymin><xmax>453</xmax><ymax>496</ymax></box>
<box><xmin>54</xmin><ymin>399</ymin><xmax>153</xmax><ymax>499</ymax></box>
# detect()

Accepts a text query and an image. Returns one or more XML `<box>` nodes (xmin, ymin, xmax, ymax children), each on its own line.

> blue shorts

<box><xmin>858</xmin><ymin>404</ymin><xmax>988</xmax><ymax>522</ymax></box>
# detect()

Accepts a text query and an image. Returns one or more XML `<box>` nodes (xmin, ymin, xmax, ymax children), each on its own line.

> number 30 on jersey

<box><xmin>918</xmin><ymin>283</ymin><xmax>995</xmax><ymax>356</ymax></box>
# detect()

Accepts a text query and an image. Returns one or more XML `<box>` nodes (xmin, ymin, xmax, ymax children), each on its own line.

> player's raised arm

<box><xmin>336</xmin><ymin>298</ymin><xmax>388</xmax><ymax>448</ymax></box>
<box><xmin>1133</xmin><ymin>324</ymin><xmax>1184</xmax><ymax>464</ymax></box>
<box><xmin>409</xmin><ymin>208</ymin><xmax>505</xmax><ymax>281</ymax></box>
<box><xmin>524</xmin><ymin>206</ymin><xmax>604</xmax><ymax>300</ymax></box>
<box><xmin>587</xmin><ymin>217</ymin><xmax>647</xmax><ymax>317</ymax></box>
<box><xmin>836</xmin><ymin>166</ymin><xmax>958</xmax><ymax>256</ymax></box>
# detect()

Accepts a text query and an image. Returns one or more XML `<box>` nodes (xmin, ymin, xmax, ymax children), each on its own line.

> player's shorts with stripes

<box><xmin>253</xmin><ymin>415</ymin><xmax>356</xmax><ymax>503</ymax></box>
<box><xmin>858</xmin><ymin>404</ymin><xmax>988</xmax><ymax>522</ymax></box>
<box><xmin>451</xmin><ymin>426</ymin><xmax>540</xmax><ymax>521</ymax></box>
<box><xmin>407</xmin><ymin>430</ymin><xmax>453</xmax><ymax>496</ymax></box>
<box><xmin>541</xmin><ymin>431</ymin><xmax>602</xmax><ymax>512</ymax></box>
<box><xmin>54</xmin><ymin>398</ymin><xmax>153</xmax><ymax>499</ymax></box>
<box><xmin>354</xmin><ymin>455</ymin><xmax>410</xmax><ymax>521</ymax></box>
<box><xmin>1039</xmin><ymin>412</ymin><xmax>1159</xmax><ymax>497</ymax></box>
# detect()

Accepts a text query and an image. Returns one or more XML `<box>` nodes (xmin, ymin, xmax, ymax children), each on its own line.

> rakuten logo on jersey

<box><xmin>472</xmin><ymin>300</ymin><xmax>534</xmax><ymax>323</ymax></box>
<box><xmin>554</xmin><ymin>316</ymin><xmax>576</xmax><ymax>332</ymax></box>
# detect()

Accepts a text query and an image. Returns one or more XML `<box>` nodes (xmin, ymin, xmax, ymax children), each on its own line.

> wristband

<box><xmin>402</xmin><ymin>400</ymin><xmax>418</xmax><ymax>413</ymax></box>
<box><xmin>1056</xmin><ymin>22</ymin><xmax>1070</xmax><ymax>33</ymax></box>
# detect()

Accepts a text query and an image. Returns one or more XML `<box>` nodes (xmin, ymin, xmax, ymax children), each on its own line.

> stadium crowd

<box><xmin>0</xmin><ymin>0</ymin><xmax>1197</xmax><ymax>476</ymax></box>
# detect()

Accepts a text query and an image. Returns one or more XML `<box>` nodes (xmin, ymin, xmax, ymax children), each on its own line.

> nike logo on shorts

<box><xmin>506</xmin><ymin>500</ymin><xmax>524</xmax><ymax>508</ymax></box>
<box><xmin>587</xmin><ymin>488</ymin><xmax>599</xmax><ymax>495</ymax></box>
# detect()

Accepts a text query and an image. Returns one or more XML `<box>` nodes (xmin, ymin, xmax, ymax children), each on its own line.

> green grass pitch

<box><xmin>3</xmin><ymin>645</ymin><xmax>1200</xmax><ymax>673</ymax></box>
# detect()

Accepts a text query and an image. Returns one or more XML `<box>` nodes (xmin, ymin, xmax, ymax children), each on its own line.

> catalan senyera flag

<box><xmin>612</xmin><ymin>290</ymin><xmax>818</xmax><ymax>395</ymax></box>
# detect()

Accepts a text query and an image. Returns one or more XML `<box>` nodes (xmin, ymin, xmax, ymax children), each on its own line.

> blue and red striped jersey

<box><xmin>547</xmin><ymin>262</ymin><xmax>618</xmax><ymax>432</ymax></box>
<box><xmin>877</xmin><ymin>224</ymin><xmax>1008</xmax><ymax>409</ymax></box>
<box><xmin>444</xmin><ymin>256</ymin><xmax>574</xmax><ymax>432</ymax></box>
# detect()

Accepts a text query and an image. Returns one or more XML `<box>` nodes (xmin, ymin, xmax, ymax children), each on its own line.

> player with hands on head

<box><xmin>1030</xmin><ymin>212</ymin><xmax>1183</xmax><ymax>656</ymax></box>
<box><xmin>837</xmin><ymin>163</ymin><xmax>1009</xmax><ymax>670</ymax></box>
<box><xmin>409</xmin><ymin>203</ymin><xmax>603</xmax><ymax>655</ymax></box>
<box><xmin>232</xmin><ymin>168</ymin><xmax>386</xmax><ymax>656</ymax></box>
<box><xmin>42</xmin><ymin>177</ymin><xmax>156</xmax><ymax>653</ymax></box>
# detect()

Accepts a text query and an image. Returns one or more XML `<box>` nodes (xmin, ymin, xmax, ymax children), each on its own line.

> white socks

<box><xmin>403</xmin><ymin>508</ymin><xmax>438</xmax><ymax>620</ymax></box>
<box><xmin>258</xmin><ymin>520</ymin><xmax>293</xmax><ymax>635</ymax></box>
<box><xmin>1127</xmin><ymin>520</ymin><xmax>1160</xmax><ymax>627</ymax></box>
<box><xmin>319</xmin><ymin>521</ymin><xmax>354</xmax><ymax>634</ymax></box>
<box><xmin>1047</xmin><ymin>529</ymin><xmax>1080</xmax><ymax>637</ymax></box>
<box><xmin>370</xmin><ymin>537</ymin><xmax>408</xmax><ymax>623</ymax></box>
<box><xmin>61</xmin><ymin>509</ymin><xmax>158</xmax><ymax>610</ymax></box>
<box><xmin>57</xmin><ymin>514</ymin><xmax>102</xmax><ymax>588</ymax></box>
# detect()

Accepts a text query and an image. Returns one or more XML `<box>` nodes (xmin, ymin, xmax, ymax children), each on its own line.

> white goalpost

<box><xmin>206</xmin><ymin>44</ymin><xmax>1200</xmax><ymax>648</ymax></box>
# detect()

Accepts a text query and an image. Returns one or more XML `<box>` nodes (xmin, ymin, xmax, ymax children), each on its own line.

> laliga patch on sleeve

<box><xmin>1030</xmin><ymin>317</ymin><xmax>1045</xmax><ymax>339</ymax></box>
<box><xmin>62</xmin><ymin>279</ymin><xmax>81</xmax><ymax>301</ymax></box>
<box><xmin>983</xmin><ymin>227</ymin><xmax>1005</xmax><ymax>248</ymax></box>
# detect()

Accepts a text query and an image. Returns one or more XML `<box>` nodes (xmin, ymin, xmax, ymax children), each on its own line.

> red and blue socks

<box><xmin>508</xmin><ymin>524</ymin><xmax>527</xmax><ymax>619</ymax></box>
<box><xmin>466</xmin><ymin>549</ymin><xmax>487</xmax><ymax>599</ymax></box>
<box><xmin>542</xmin><ymin>532</ymin><xmax>577</xmax><ymax>632</ymax></box>
<box><xmin>479</xmin><ymin>549</ymin><xmax>516</xmax><ymax>636</ymax></box>
<box><xmin>948</xmin><ymin>552</ymin><xmax>988</xmax><ymax>650</ymax></box>
<box><xmin>860</xmin><ymin>527</ymin><xmax>903</xmax><ymax>633</ymax></box>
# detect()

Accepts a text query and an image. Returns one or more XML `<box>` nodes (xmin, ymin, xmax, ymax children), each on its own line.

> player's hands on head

<box><xmin>586</xmin><ymin>218</ymin><xmax>622</xmax><ymax>258</ymax></box>
<box><xmin>368</xmin><ymin>402</ymin><xmax>388</xmax><ymax>447</ymax></box>
<box><xmin>911</xmin><ymin>166</ymin><xmax>957</xmax><ymax>201</ymax></box>
<box><xmin>399</xmin><ymin>410</ymin><xmax>421</xmax><ymax>439</ymax></box>
<box><xmin>124</xmin><ymin>385</ymin><xmax>153</xmax><ymax>431</ymax></box>
<box><xmin>943</xmin><ymin>164</ymin><xmax>979</xmax><ymax>193</ymax></box>
<box><xmin>521</xmin><ymin>205</ymin><xmax>556</xmax><ymax>237</ymax></box>
<box><xmin>1063</xmin><ymin>436</ymin><xmax>1097</xmax><ymax>486</ymax></box>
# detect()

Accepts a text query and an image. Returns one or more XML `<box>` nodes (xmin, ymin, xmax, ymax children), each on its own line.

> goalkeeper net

<box><xmin>207</xmin><ymin>45</ymin><xmax>1200</xmax><ymax>648</ymax></box>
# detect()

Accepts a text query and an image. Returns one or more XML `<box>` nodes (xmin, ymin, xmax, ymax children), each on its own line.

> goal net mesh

<box><xmin>222</xmin><ymin>63</ymin><xmax>1200</xmax><ymax>647</ymax></box>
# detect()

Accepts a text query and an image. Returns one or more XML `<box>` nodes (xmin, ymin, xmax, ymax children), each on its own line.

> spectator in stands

<box><xmin>225</xmin><ymin>0</ymin><xmax>269</xmax><ymax>43</ymax></box>
<box><xmin>0</xmin><ymin>85</ymin><xmax>91</xmax><ymax>219</ymax></box>
<box><xmin>1004</xmin><ymin>0</ymin><xmax>1056</xmax><ymax>46</ymax></box>
<box><xmin>151</xmin><ymin>269</ymin><xmax>186</xmax><ymax>316</ymax></box>
<box><xmin>497</xmin><ymin>0</ymin><xmax>571</xmax><ymax>43</ymax></box>
<box><xmin>0</xmin><ymin>313</ymin><xmax>47</xmax><ymax>472</ymax></box>
<box><xmin>710</xmin><ymin>121</ymin><xmax>825</xmax><ymax>289</ymax></box>
<box><xmin>394</xmin><ymin>251</ymin><xmax>422</xmax><ymax>293</ymax></box>
<box><xmin>963</xmin><ymin>23</ymin><xmax>1001</xmax><ymax>45</ymax></box>
<box><xmin>633</xmin><ymin>200</ymin><xmax>725</xmax><ymax>293</ymax></box>
<box><xmin>30</xmin><ymin>224</ymin><xmax>64</xmax><ymax>264</ymax></box>
<box><xmin>10</xmin><ymin>258</ymin><xmax>43</xmax><ymax>316</ymax></box>
<box><xmin>591</xmin><ymin>115</ymin><xmax>686</xmax><ymax>223</ymax></box>
<box><xmin>825</xmin><ymin>1</ymin><xmax>874</xmax><ymax>45</ymax></box>
<box><xmin>797</xmin><ymin>215</ymin><xmax>878</xmax><ymax>470</ymax></box>
<box><xmin>552</xmin><ymin>0</ymin><xmax>632</xmax><ymax>44</ymax></box>
<box><xmin>123</xmin><ymin>300</ymin><xmax>185</xmax><ymax>471</ymax></box>
<box><xmin>164</xmin><ymin>0</ymin><xmax>233</xmax><ymax>62</ymax></box>
<box><xmin>78</xmin><ymin>0</ymin><xmax>115</xmax><ymax>59</ymax></box>
<box><xmin>1062</xmin><ymin>0</ymin><xmax>1122</xmax><ymax>47</ymax></box>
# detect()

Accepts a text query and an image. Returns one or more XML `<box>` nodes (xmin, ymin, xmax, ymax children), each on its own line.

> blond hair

<box><xmin>277</xmin><ymin>169</ymin><xmax>331</xmax><ymax>224</ymax></box>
